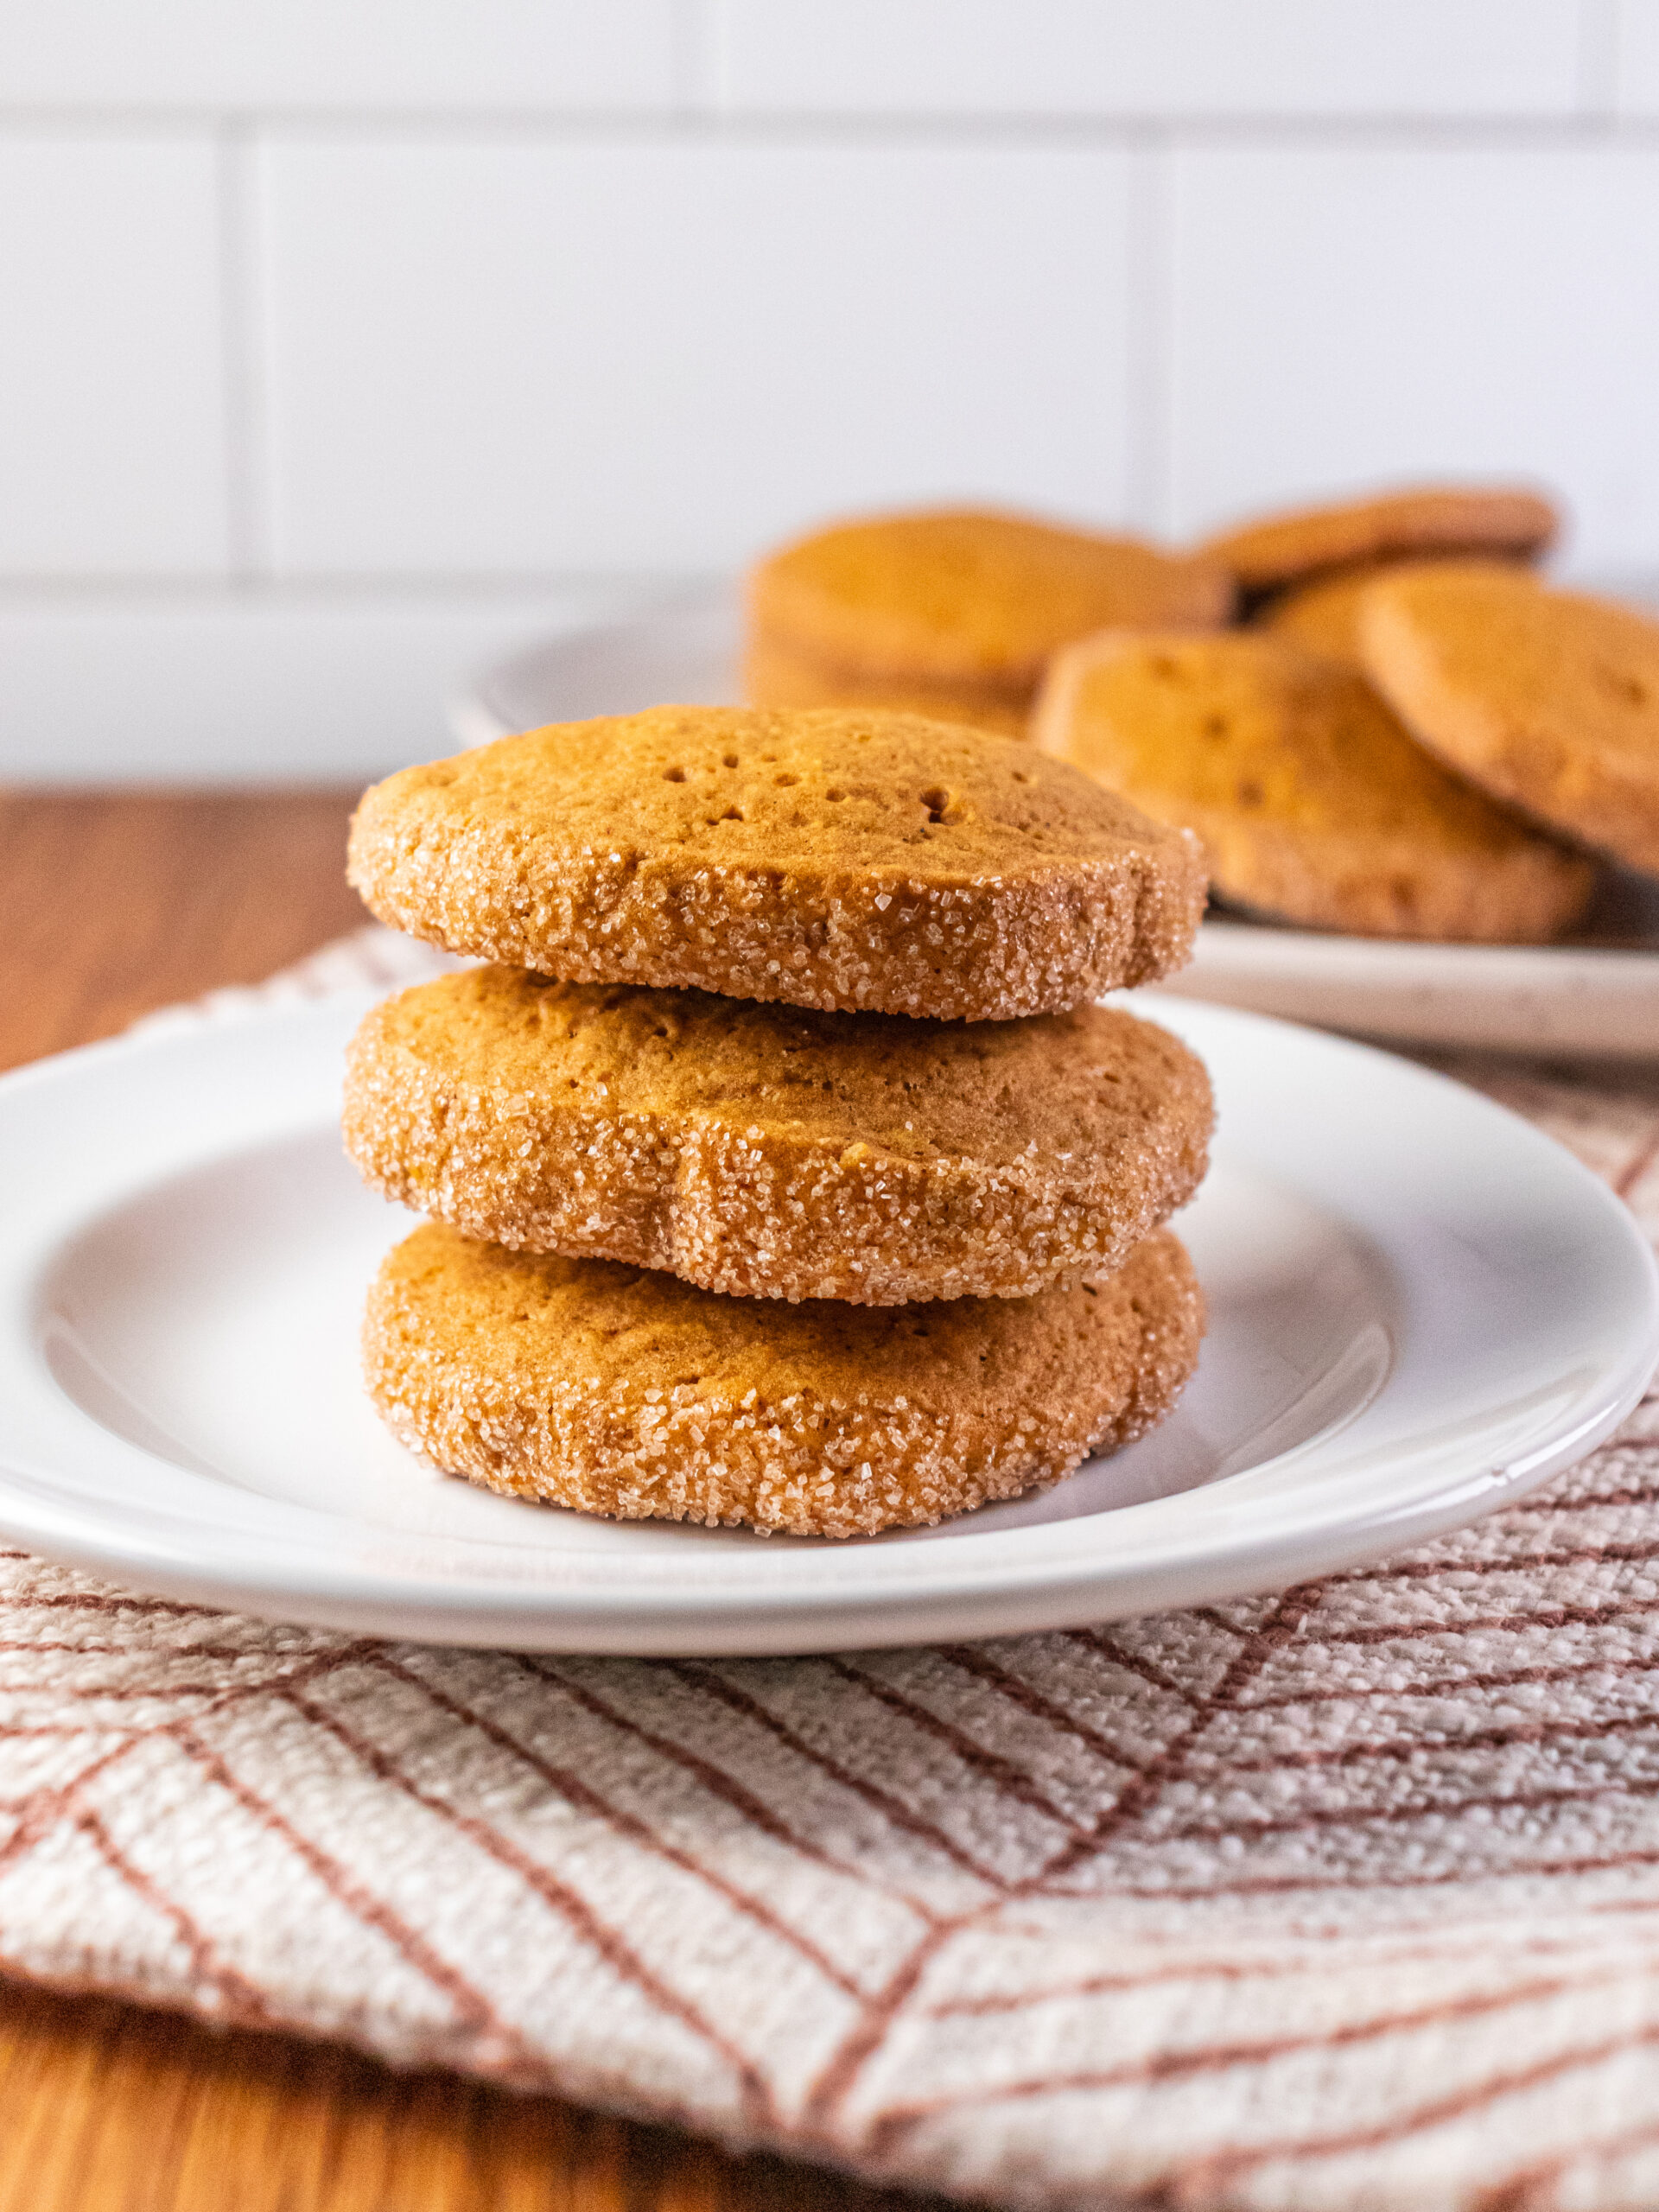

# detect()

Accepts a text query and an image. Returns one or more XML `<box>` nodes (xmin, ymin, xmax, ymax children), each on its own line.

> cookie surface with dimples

<box><xmin>1032</xmin><ymin>630</ymin><xmax>1594</xmax><ymax>943</ymax></box>
<box><xmin>343</xmin><ymin>968</ymin><xmax>1213</xmax><ymax>1306</ymax></box>
<box><xmin>1360</xmin><ymin>563</ymin><xmax>1659</xmax><ymax>878</ymax></box>
<box><xmin>363</xmin><ymin>1224</ymin><xmax>1205</xmax><ymax>1538</ymax></box>
<box><xmin>346</xmin><ymin>707</ymin><xmax>1206</xmax><ymax>1020</ymax></box>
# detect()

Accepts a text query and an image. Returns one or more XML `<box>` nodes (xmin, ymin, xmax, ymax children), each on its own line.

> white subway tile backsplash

<box><xmin>0</xmin><ymin>2</ymin><xmax>681</xmax><ymax>112</ymax></box>
<box><xmin>0</xmin><ymin>135</ymin><xmax>229</xmax><ymax>576</ymax></box>
<box><xmin>715</xmin><ymin>0</ymin><xmax>1586</xmax><ymax>118</ymax></box>
<box><xmin>2</xmin><ymin>6</ymin><xmax>1657</xmax><ymax>779</ymax></box>
<box><xmin>0</xmin><ymin>587</ymin><xmax>623</xmax><ymax>780</ymax></box>
<box><xmin>1615</xmin><ymin>0</ymin><xmax>1659</xmax><ymax>113</ymax></box>
<box><xmin>1166</xmin><ymin>144</ymin><xmax>1659</xmax><ymax>572</ymax></box>
<box><xmin>258</xmin><ymin>139</ymin><xmax>1137</xmax><ymax>578</ymax></box>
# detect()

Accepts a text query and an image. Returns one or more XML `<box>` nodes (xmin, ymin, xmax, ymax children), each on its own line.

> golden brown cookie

<box><xmin>742</xmin><ymin>630</ymin><xmax>1027</xmax><ymax>738</ymax></box>
<box><xmin>1255</xmin><ymin>561</ymin><xmax>1408</xmax><ymax>668</ymax></box>
<box><xmin>750</xmin><ymin>507</ymin><xmax>1232</xmax><ymax>701</ymax></box>
<box><xmin>1258</xmin><ymin>556</ymin><xmax>1539</xmax><ymax>669</ymax></box>
<box><xmin>1360</xmin><ymin>563</ymin><xmax>1659</xmax><ymax>878</ymax></box>
<box><xmin>1032</xmin><ymin>631</ymin><xmax>1595</xmax><ymax>942</ymax></box>
<box><xmin>363</xmin><ymin>1223</ymin><xmax>1204</xmax><ymax>1537</ymax></box>
<box><xmin>347</xmin><ymin>707</ymin><xmax>1207</xmax><ymax>1020</ymax></box>
<box><xmin>344</xmin><ymin>969</ymin><xmax>1214</xmax><ymax>1306</ymax></box>
<box><xmin>1202</xmin><ymin>485</ymin><xmax>1558</xmax><ymax>595</ymax></box>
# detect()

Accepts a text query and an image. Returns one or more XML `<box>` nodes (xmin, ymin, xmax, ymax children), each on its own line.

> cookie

<box><xmin>1255</xmin><ymin>561</ymin><xmax>1405</xmax><ymax>668</ymax></box>
<box><xmin>1360</xmin><ymin>563</ymin><xmax>1659</xmax><ymax>878</ymax></box>
<box><xmin>743</xmin><ymin>630</ymin><xmax>1028</xmax><ymax>738</ymax></box>
<box><xmin>363</xmin><ymin>1223</ymin><xmax>1204</xmax><ymax>1537</ymax></box>
<box><xmin>750</xmin><ymin>507</ymin><xmax>1232</xmax><ymax>701</ymax></box>
<box><xmin>1032</xmin><ymin>631</ymin><xmax>1595</xmax><ymax>942</ymax></box>
<box><xmin>346</xmin><ymin>707</ymin><xmax>1207</xmax><ymax>1020</ymax></box>
<box><xmin>344</xmin><ymin>969</ymin><xmax>1214</xmax><ymax>1306</ymax></box>
<box><xmin>1202</xmin><ymin>485</ymin><xmax>1558</xmax><ymax>596</ymax></box>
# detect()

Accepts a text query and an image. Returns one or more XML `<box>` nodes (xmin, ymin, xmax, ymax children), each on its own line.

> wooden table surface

<box><xmin>0</xmin><ymin>788</ymin><xmax>912</xmax><ymax>2212</ymax></box>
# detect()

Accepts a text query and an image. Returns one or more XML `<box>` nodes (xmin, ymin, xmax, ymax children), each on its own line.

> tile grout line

<box><xmin>676</xmin><ymin>0</ymin><xmax>721</xmax><ymax>118</ymax></box>
<box><xmin>3</xmin><ymin>106</ymin><xmax>1658</xmax><ymax>147</ymax></box>
<box><xmin>216</xmin><ymin>118</ymin><xmax>271</xmax><ymax>586</ymax></box>
<box><xmin>1579</xmin><ymin>0</ymin><xmax>1624</xmax><ymax>121</ymax></box>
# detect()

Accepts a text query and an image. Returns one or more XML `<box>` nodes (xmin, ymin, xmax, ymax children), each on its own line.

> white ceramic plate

<box><xmin>452</xmin><ymin>586</ymin><xmax>1659</xmax><ymax>1058</ymax></box>
<box><xmin>1</xmin><ymin>993</ymin><xmax>1654</xmax><ymax>1654</ymax></box>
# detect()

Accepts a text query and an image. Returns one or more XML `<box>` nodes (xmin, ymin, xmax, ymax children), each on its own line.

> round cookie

<box><xmin>1258</xmin><ymin>556</ymin><xmax>1539</xmax><ymax>670</ymax></box>
<box><xmin>1360</xmin><ymin>563</ymin><xmax>1659</xmax><ymax>878</ymax></box>
<box><xmin>344</xmin><ymin>969</ymin><xmax>1214</xmax><ymax>1306</ymax></box>
<box><xmin>743</xmin><ymin>630</ymin><xmax>1027</xmax><ymax>738</ymax></box>
<box><xmin>1202</xmin><ymin>485</ymin><xmax>1558</xmax><ymax>596</ymax></box>
<box><xmin>363</xmin><ymin>1223</ymin><xmax>1205</xmax><ymax>1537</ymax></box>
<box><xmin>1032</xmin><ymin>631</ymin><xmax>1595</xmax><ymax>943</ymax></box>
<box><xmin>346</xmin><ymin>706</ymin><xmax>1207</xmax><ymax>1020</ymax></box>
<box><xmin>750</xmin><ymin>508</ymin><xmax>1232</xmax><ymax>698</ymax></box>
<box><xmin>1255</xmin><ymin>561</ymin><xmax>1408</xmax><ymax>669</ymax></box>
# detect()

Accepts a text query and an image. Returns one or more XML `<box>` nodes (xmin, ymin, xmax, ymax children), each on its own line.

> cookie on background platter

<box><xmin>747</xmin><ymin>506</ymin><xmax>1232</xmax><ymax>728</ymax></box>
<box><xmin>346</xmin><ymin>706</ymin><xmax>1207</xmax><ymax>1021</ymax></box>
<box><xmin>1201</xmin><ymin>483</ymin><xmax>1558</xmax><ymax>598</ymax></box>
<box><xmin>363</xmin><ymin>1224</ymin><xmax>1205</xmax><ymax>1539</ymax></box>
<box><xmin>1031</xmin><ymin>630</ymin><xmax>1596</xmax><ymax>944</ymax></box>
<box><xmin>343</xmin><ymin>968</ymin><xmax>1213</xmax><ymax>1306</ymax></box>
<box><xmin>1359</xmin><ymin>563</ymin><xmax>1659</xmax><ymax>881</ymax></box>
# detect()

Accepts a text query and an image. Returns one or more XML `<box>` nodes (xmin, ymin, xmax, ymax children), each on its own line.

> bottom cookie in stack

<box><xmin>363</xmin><ymin>1223</ymin><xmax>1203</xmax><ymax>1540</ymax></box>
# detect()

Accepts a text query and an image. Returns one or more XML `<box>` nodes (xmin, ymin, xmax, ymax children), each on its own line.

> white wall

<box><xmin>2</xmin><ymin>1</ymin><xmax>1656</xmax><ymax>779</ymax></box>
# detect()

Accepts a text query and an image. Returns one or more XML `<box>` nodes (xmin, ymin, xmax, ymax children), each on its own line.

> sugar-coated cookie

<box><xmin>363</xmin><ymin>1223</ymin><xmax>1204</xmax><ymax>1537</ymax></box>
<box><xmin>344</xmin><ymin>969</ymin><xmax>1213</xmax><ymax>1306</ymax></box>
<box><xmin>750</xmin><ymin>507</ymin><xmax>1232</xmax><ymax>698</ymax></box>
<box><xmin>1032</xmin><ymin>631</ymin><xmax>1595</xmax><ymax>942</ymax></box>
<box><xmin>346</xmin><ymin>707</ymin><xmax>1207</xmax><ymax>1020</ymax></box>
<box><xmin>1202</xmin><ymin>485</ymin><xmax>1557</xmax><ymax>595</ymax></box>
<box><xmin>1360</xmin><ymin>563</ymin><xmax>1659</xmax><ymax>877</ymax></box>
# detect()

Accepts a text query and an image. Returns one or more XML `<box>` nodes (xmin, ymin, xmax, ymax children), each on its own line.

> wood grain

<box><xmin>0</xmin><ymin>790</ymin><xmax>918</xmax><ymax>2212</ymax></box>
<box><xmin>0</xmin><ymin>789</ymin><xmax>370</xmax><ymax>1071</ymax></box>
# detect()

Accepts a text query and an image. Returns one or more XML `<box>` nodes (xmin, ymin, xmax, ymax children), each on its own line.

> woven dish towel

<box><xmin>8</xmin><ymin>929</ymin><xmax>1659</xmax><ymax>2212</ymax></box>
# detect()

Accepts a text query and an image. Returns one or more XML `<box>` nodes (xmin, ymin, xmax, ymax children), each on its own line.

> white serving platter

<box><xmin>0</xmin><ymin>992</ymin><xmax>1652</xmax><ymax>1654</ymax></box>
<box><xmin>451</xmin><ymin>585</ymin><xmax>1659</xmax><ymax>1058</ymax></box>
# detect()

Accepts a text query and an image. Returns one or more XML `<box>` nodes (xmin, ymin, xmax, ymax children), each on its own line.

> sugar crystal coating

<box><xmin>363</xmin><ymin>1224</ymin><xmax>1205</xmax><ymax>1538</ymax></box>
<box><xmin>346</xmin><ymin>706</ymin><xmax>1206</xmax><ymax>1020</ymax></box>
<box><xmin>343</xmin><ymin>969</ymin><xmax>1214</xmax><ymax>1305</ymax></box>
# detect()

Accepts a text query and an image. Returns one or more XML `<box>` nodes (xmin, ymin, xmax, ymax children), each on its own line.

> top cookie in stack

<box><xmin>346</xmin><ymin>703</ymin><xmax>1206</xmax><ymax>1019</ymax></box>
<box><xmin>342</xmin><ymin>705</ymin><xmax>1212</xmax><ymax>1537</ymax></box>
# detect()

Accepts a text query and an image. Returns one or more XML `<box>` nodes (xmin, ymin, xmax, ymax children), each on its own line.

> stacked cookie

<box><xmin>342</xmin><ymin>705</ymin><xmax>1213</xmax><ymax>1538</ymax></box>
